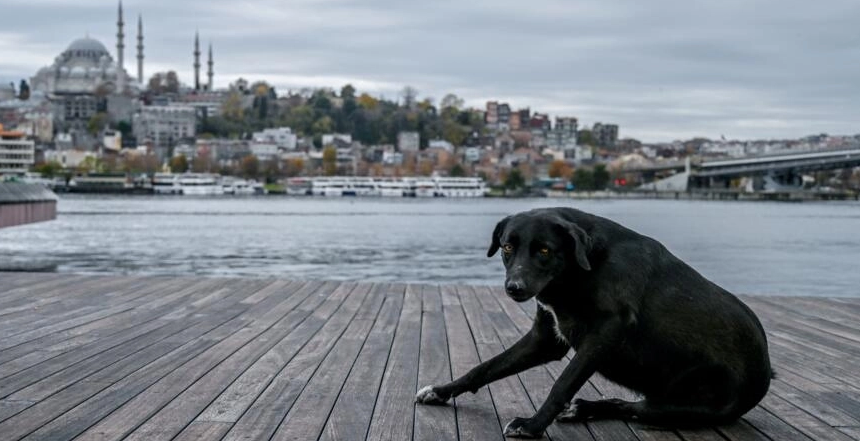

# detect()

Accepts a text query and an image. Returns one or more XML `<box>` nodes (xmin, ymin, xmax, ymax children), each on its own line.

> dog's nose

<box><xmin>505</xmin><ymin>280</ymin><xmax>524</xmax><ymax>297</ymax></box>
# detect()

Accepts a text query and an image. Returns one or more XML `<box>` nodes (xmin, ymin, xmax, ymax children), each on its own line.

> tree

<box><xmin>401</xmin><ymin>86</ymin><xmax>418</xmax><ymax>109</ymax></box>
<box><xmin>505</xmin><ymin>168</ymin><xmax>525</xmax><ymax>190</ymax></box>
<box><xmin>440</xmin><ymin>93</ymin><xmax>464</xmax><ymax>110</ymax></box>
<box><xmin>548</xmin><ymin>160</ymin><xmax>572</xmax><ymax>179</ymax></box>
<box><xmin>221</xmin><ymin>91</ymin><xmax>245</xmax><ymax>121</ymax></box>
<box><xmin>322</xmin><ymin>146</ymin><xmax>337</xmax><ymax>176</ymax></box>
<box><xmin>170</xmin><ymin>154</ymin><xmax>188</xmax><ymax>173</ymax></box>
<box><xmin>191</xmin><ymin>150</ymin><xmax>214</xmax><ymax>173</ymax></box>
<box><xmin>87</xmin><ymin>112</ymin><xmax>109</xmax><ymax>135</ymax></box>
<box><xmin>571</xmin><ymin>168</ymin><xmax>594</xmax><ymax>191</ymax></box>
<box><xmin>593</xmin><ymin>164</ymin><xmax>610</xmax><ymax>190</ymax></box>
<box><xmin>284</xmin><ymin>158</ymin><xmax>305</xmax><ymax>177</ymax></box>
<box><xmin>18</xmin><ymin>79</ymin><xmax>30</xmax><ymax>100</ymax></box>
<box><xmin>578</xmin><ymin>129</ymin><xmax>595</xmax><ymax>146</ymax></box>
<box><xmin>357</xmin><ymin>93</ymin><xmax>379</xmax><ymax>110</ymax></box>
<box><xmin>34</xmin><ymin>160</ymin><xmax>63</xmax><ymax>177</ymax></box>
<box><xmin>449</xmin><ymin>163</ymin><xmax>466</xmax><ymax>177</ymax></box>
<box><xmin>340</xmin><ymin>84</ymin><xmax>356</xmax><ymax>99</ymax></box>
<box><xmin>263</xmin><ymin>158</ymin><xmax>281</xmax><ymax>183</ymax></box>
<box><xmin>240</xmin><ymin>155</ymin><xmax>260</xmax><ymax>179</ymax></box>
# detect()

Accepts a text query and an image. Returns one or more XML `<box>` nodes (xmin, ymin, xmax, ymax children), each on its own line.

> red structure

<box><xmin>0</xmin><ymin>183</ymin><xmax>58</xmax><ymax>228</ymax></box>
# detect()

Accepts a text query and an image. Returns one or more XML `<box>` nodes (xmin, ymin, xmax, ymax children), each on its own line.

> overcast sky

<box><xmin>1</xmin><ymin>0</ymin><xmax>858</xmax><ymax>142</ymax></box>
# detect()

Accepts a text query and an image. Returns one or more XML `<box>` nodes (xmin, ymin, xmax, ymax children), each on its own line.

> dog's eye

<box><xmin>539</xmin><ymin>248</ymin><xmax>550</xmax><ymax>256</ymax></box>
<box><xmin>502</xmin><ymin>244</ymin><xmax>513</xmax><ymax>254</ymax></box>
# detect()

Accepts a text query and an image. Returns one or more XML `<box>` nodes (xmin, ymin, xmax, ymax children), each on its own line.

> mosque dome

<box><xmin>58</xmin><ymin>37</ymin><xmax>113</xmax><ymax>68</ymax></box>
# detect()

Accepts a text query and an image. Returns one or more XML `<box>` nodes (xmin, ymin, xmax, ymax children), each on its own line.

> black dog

<box><xmin>416</xmin><ymin>207</ymin><xmax>772</xmax><ymax>438</ymax></box>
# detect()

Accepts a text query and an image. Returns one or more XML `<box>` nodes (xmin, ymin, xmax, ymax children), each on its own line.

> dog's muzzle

<box><xmin>505</xmin><ymin>280</ymin><xmax>532</xmax><ymax>302</ymax></box>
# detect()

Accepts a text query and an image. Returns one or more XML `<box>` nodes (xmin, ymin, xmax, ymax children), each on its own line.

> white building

<box><xmin>249</xmin><ymin>142</ymin><xmax>279</xmax><ymax>161</ymax></box>
<box><xmin>0</xmin><ymin>128</ymin><xmax>35</xmax><ymax>175</ymax></box>
<box><xmin>322</xmin><ymin>133</ymin><xmax>352</xmax><ymax>147</ymax></box>
<box><xmin>428</xmin><ymin>139</ymin><xmax>454</xmax><ymax>152</ymax></box>
<box><xmin>397</xmin><ymin>131</ymin><xmax>420</xmax><ymax>152</ymax></box>
<box><xmin>253</xmin><ymin>127</ymin><xmax>297</xmax><ymax>150</ymax></box>
<box><xmin>132</xmin><ymin>105</ymin><xmax>196</xmax><ymax>155</ymax></box>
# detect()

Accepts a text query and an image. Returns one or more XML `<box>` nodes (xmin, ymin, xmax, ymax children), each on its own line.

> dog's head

<box><xmin>487</xmin><ymin>211</ymin><xmax>593</xmax><ymax>302</ymax></box>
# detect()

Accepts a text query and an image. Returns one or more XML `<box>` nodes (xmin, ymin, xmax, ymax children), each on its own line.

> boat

<box><xmin>152</xmin><ymin>173</ymin><xmax>181</xmax><ymax>194</ymax></box>
<box><xmin>432</xmin><ymin>177</ymin><xmax>488</xmax><ymax>197</ymax></box>
<box><xmin>220</xmin><ymin>176</ymin><xmax>256</xmax><ymax>195</ymax></box>
<box><xmin>282</xmin><ymin>176</ymin><xmax>488</xmax><ymax>198</ymax></box>
<box><xmin>177</xmin><ymin>173</ymin><xmax>224</xmax><ymax>196</ymax></box>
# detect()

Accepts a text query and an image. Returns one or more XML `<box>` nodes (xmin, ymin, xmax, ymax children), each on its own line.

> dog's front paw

<box><xmin>415</xmin><ymin>385</ymin><xmax>449</xmax><ymax>405</ymax></box>
<box><xmin>555</xmin><ymin>400</ymin><xmax>580</xmax><ymax>422</ymax></box>
<box><xmin>503</xmin><ymin>417</ymin><xmax>543</xmax><ymax>439</ymax></box>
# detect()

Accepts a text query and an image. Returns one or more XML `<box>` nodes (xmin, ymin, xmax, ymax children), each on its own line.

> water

<box><xmin>1</xmin><ymin>195</ymin><xmax>858</xmax><ymax>297</ymax></box>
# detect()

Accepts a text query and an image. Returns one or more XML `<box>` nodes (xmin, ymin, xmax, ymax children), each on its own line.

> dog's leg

<box><xmin>502</xmin><ymin>318</ymin><xmax>625</xmax><ymax>439</ymax></box>
<box><xmin>557</xmin><ymin>398</ymin><xmax>737</xmax><ymax>427</ymax></box>
<box><xmin>416</xmin><ymin>328</ymin><xmax>567</xmax><ymax>405</ymax></box>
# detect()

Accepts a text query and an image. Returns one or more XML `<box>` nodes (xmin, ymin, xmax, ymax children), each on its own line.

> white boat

<box><xmin>178</xmin><ymin>173</ymin><xmax>224</xmax><ymax>196</ymax></box>
<box><xmin>152</xmin><ymin>173</ymin><xmax>181</xmax><ymax>194</ymax></box>
<box><xmin>220</xmin><ymin>176</ymin><xmax>256</xmax><ymax>195</ymax></box>
<box><xmin>433</xmin><ymin>177</ymin><xmax>488</xmax><ymax>197</ymax></box>
<box><xmin>283</xmin><ymin>176</ymin><xmax>487</xmax><ymax>198</ymax></box>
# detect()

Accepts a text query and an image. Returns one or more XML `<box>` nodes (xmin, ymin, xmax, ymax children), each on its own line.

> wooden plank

<box><xmin>190</xmin><ymin>280</ymin><xmax>337</xmax><ymax>424</ymax></box>
<box><xmin>0</xmin><ymin>380</ymin><xmax>111</xmax><ymax>440</ymax></box>
<box><xmin>172</xmin><ymin>421</ymin><xmax>232</xmax><ymax>441</ymax></box>
<box><xmin>72</xmin><ymin>281</ymin><xmax>333</xmax><ymax>441</ymax></box>
<box><xmin>413</xmin><ymin>284</ymin><xmax>458</xmax><ymax>441</ymax></box>
<box><xmin>216</xmin><ymin>282</ymin><xmax>372</xmax><ymax>441</ymax></box>
<box><xmin>318</xmin><ymin>284</ymin><xmax>405</xmax><ymax>441</ymax></box>
<box><xmin>268</xmin><ymin>283</ymin><xmax>386</xmax><ymax>440</ymax></box>
<box><xmin>130</xmin><ymin>282</ymin><xmax>371</xmax><ymax>441</ymax></box>
<box><xmin>0</xmin><ymin>277</ymin><xmax>199</xmax><ymax>369</ymax></box>
<box><xmin>0</xmin><ymin>399</ymin><xmax>33</xmax><ymax>422</ymax></box>
<box><xmin>457</xmin><ymin>285</ymin><xmax>543</xmax><ymax>438</ymax></box>
<box><xmin>9</xmin><ymin>280</ymin><xmax>279</xmax><ymax>441</ymax></box>
<box><xmin>440</xmin><ymin>284</ymin><xmax>503</xmax><ymax>441</ymax></box>
<box><xmin>0</xmin><ymin>278</ymin><xmax>241</xmax><ymax>397</ymax></box>
<box><xmin>363</xmin><ymin>284</ymin><xmax>423</xmax><ymax>441</ymax></box>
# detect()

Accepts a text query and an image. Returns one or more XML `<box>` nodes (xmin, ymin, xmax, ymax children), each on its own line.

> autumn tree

<box><xmin>284</xmin><ymin>158</ymin><xmax>305</xmax><ymax>177</ymax></box>
<box><xmin>240</xmin><ymin>155</ymin><xmax>260</xmax><ymax>179</ymax></box>
<box><xmin>170</xmin><ymin>154</ymin><xmax>188</xmax><ymax>173</ymax></box>
<box><xmin>322</xmin><ymin>146</ymin><xmax>337</xmax><ymax>176</ymax></box>
<box><xmin>548</xmin><ymin>160</ymin><xmax>572</xmax><ymax>179</ymax></box>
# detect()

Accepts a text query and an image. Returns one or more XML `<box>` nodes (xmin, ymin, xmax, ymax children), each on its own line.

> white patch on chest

<box><xmin>536</xmin><ymin>300</ymin><xmax>568</xmax><ymax>344</ymax></box>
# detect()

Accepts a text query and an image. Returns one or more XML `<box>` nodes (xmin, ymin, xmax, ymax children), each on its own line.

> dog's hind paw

<box><xmin>503</xmin><ymin>417</ymin><xmax>543</xmax><ymax>438</ymax></box>
<box><xmin>415</xmin><ymin>385</ymin><xmax>449</xmax><ymax>405</ymax></box>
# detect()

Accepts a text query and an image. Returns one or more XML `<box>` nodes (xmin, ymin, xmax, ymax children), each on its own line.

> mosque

<box><xmin>27</xmin><ymin>1</ymin><xmax>214</xmax><ymax>138</ymax></box>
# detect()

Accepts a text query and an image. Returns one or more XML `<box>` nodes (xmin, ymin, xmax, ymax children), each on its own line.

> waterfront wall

<box><xmin>0</xmin><ymin>183</ymin><xmax>58</xmax><ymax>228</ymax></box>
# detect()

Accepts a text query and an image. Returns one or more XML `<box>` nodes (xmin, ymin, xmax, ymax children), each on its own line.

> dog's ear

<box><xmin>562</xmin><ymin>222</ymin><xmax>593</xmax><ymax>271</ymax></box>
<box><xmin>487</xmin><ymin>216</ymin><xmax>510</xmax><ymax>257</ymax></box>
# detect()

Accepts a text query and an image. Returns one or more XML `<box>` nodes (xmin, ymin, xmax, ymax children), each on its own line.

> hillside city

<box><xmin>2</xmin><ymin>2</ymin><xmax>859</xmax><ymax>193</ymax></box>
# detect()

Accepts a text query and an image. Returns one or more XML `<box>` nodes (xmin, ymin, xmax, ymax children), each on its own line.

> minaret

<box><xmin>193</xmin><ymin>31</ymin><xmax>201</xmax><ymax>91</ymax></box>
<box><xmin>207</xmin><ymin>42</ymin><xmax>214</xmax><ymax>91</ymax></box>
<box><xmin>116</xmin><ymin>1</ymin><xmax>125</xmax><ymax>92</ymax></box>
<box><xmin>136</xmin><ymin>14</ymin><xmax>144</xmax><ymax>84</ymax></box>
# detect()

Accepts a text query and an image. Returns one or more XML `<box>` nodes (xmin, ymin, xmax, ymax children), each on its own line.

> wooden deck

<box><xmin>0</xmin><ymin>274</ymin><xmax>858</xmax><ymax>441</ymax></box>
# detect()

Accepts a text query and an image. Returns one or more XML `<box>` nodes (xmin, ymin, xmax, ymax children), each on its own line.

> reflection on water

<box><xmin>1</xmin><ymin>195</ymin><xmax>858</xmax><ymax>297</ymax></box>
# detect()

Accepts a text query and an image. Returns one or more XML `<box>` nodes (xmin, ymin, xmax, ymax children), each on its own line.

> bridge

<box><xmin>626</xmin><ymin>148</ymin><xmax>860</xmax><ymax>191</ymax></box>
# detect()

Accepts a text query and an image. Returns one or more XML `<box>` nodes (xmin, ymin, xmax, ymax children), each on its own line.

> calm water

<box><xmin>1</xmin><ymin>195</ymin><xmax>858</xmax><ymax>297</ymax></box>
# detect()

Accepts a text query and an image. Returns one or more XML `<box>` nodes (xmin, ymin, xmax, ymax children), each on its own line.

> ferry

<box><xmin>221</xmin><ymin>177</ymin><xmax>264</xmax><ymax>195</ymax></box>
<box><xmin>283</xmin><ymin>176</ymin><xmax>487</xmax><ymax>198</ymax></box>
<box><xmin>152</xmin><ymin>173</ymin><xmax>223</xmax><ymax>195</ymax></box>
